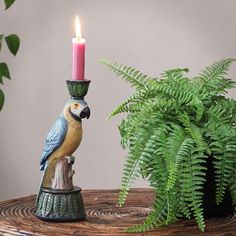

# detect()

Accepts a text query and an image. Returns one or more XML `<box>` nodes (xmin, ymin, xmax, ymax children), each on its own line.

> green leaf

<box><xmin>0</xmin><ymin>62</ymin><xmax>11</xmax><ymax>83</ymax></box>
<box><xmin>0</xmin><ymin>89</ymin><xmax>5</xmax><ymax>111</ymax></box>
<box><xmin>4</xmin><ymin>0</ymin><xmax>15</xmax><ymax>9</ymax></box>
<box><xmin>0</xmin><ymin>35</ymin><xmax>4</xmax><ymax>51</ymax></box>
<box><xmin>196</xmin><ymin>58</ymin><xmax>236</xmax><ymax>95</ymax></box>
<box><xmin>5</xmin><ymin>34</ymin><xmax>20</xmax><ymax>55</ymax></box>
<box><xmin>101</xmin><ymin>59</ymin><xmax>157</xmax><ymax>89</ymax></box>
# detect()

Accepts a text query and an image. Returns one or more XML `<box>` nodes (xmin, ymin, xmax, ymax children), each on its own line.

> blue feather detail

<box><xmin>40</xmin><ymin>116</ymin><xmax>68</xmax><ymax>171</ymax></box>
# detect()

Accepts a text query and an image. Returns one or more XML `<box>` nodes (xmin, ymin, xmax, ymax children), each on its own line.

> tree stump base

<box><xmin>35</xmin><ymin>186</ymin><xmax>85</xmax><ymax>221</ymax></box>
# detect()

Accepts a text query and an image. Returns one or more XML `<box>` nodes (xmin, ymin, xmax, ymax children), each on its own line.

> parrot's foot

<box><xmin>66</xmin><ymin>155</ymin><xmax>75</xmax><ymax>164</ymax></box>
<box><xmin>69</xmin><ymin>169</ymin><xmax>75</xmax><ymax>178</ymax></box>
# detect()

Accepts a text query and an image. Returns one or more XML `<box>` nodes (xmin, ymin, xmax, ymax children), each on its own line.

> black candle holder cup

<box><xmin>66</xmin><ymin>80</ymin><xmax>91</xmax><ymax>100</ymax></box>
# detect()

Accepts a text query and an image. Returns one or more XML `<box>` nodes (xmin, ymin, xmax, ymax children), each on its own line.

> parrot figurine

<box><xmin>39</xmin><ymin>99</ymin><xmax>90</xmax><ymax>189</ymax></box>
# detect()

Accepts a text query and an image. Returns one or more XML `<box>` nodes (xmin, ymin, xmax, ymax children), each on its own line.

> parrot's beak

<box><xmin>80</xmin><ymin>106</ymin><xmax>90</xmax><ymax>119</ymax></box>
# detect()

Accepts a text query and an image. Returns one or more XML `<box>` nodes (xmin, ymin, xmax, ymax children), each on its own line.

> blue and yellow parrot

<box><xmin>40</xmin><ymin>99</ymin><xmax>90</xmax><ymax>188</ymax></box>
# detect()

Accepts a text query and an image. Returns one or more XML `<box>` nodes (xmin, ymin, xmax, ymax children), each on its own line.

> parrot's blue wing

<box><xmin>40</xmin><ymin>116</ymin><xmax>68</xmax><ymax>171</ymax></box>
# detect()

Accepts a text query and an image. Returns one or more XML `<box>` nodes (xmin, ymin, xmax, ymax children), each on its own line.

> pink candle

<box><xmin>72</xmin><ymin>16</ymin><xmax>85</xmax><ymax>81</ymax></box>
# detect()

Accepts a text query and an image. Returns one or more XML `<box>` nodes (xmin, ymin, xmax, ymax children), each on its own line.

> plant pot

<box><xmin>202</xmin><ymin>155</ymin><xmax>235</xmax><ymax>218</ymax></box>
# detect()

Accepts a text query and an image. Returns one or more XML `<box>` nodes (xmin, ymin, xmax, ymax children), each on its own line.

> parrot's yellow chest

<box><xmin>63</xmin><ymin>121</ymin><xmax>82</xmax><ymax>155</ymax></box>
<box><xmin>49</xmin><ymin>119</ymin><xmax>82</xmax><ymax>161</ymax></box>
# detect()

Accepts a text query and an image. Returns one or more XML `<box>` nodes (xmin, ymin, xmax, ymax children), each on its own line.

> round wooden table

<box><xmin>0</xmin><ymin>188</ymin><xmax>235</xmax><ymax>235</ymax></box>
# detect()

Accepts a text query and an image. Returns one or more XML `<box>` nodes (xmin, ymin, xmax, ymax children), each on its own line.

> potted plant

<box><xmin>102</xmin><ymin>58</ymin><xmax>236</xmax><ymax>233</ymax></box>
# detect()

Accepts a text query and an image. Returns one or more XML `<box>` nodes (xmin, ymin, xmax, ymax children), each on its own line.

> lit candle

<box><xmin>72</xmin><ymin>15</ymin><xmax>85</xmax><ymax>81</ymax></box>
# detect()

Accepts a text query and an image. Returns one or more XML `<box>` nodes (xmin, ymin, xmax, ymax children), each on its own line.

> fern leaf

<box><xmin>210</xmin><ymin>139</ymin><xmax>236</xmax><ymax>204</ymax></box>
<box><xmin>155</xmin><ymin>79</ymin><xmax>204</xmax><ymax>121</ymax></box>
<box><xmin>118</xmin><ymin>153</ymin><xmax>141</xmax><ymax>207</ymax></box>
<box><xmin>118</xmin><ymin>125</ymin><xmax>162</xmax><ymax>206</ymax></box>
<box><xmin>166</xmin><ymin>125</ymin><xmax>195</xmax><ymax>190</ymax></box>
<box><xmin>161</xmin><ymin>67</ymin><xmax>189</xmax><ymax>76</ymax></box>
<box><xmin>179</xmin><ymin>113</ymin><xmax>206</xmax><ymax>151</ymax></box>
<box><xmin>109</xmin><ymin>88</ymin><xmax>154</xmax><ymax>118</ymax></box>
<box><xmin>160</xmin><ymin>68</ymin><xmax>189</xmax><ymax>84</ymax></box>
<box><xmin>127</xmin><ymin>211</ymin><xmax>158</xmax><ymax>233</ymax></box>
<box><xmin>127</xmin><ymin>192</ymin><xmax>168</xmax><ymax>232</ymax></box>
<box><xmin>197</xmin><ymin>58</ymin><xmax>236</xmax><ymax>94</ymax></box>
<box><xmin>229</xmin><ymin>170</ymin><xmax>236</xmax><ymax>205</ymax></box>
<box><xmin>180</xmin><ymin>151</ymin><xmax>207</xmax><ymax>232</ymax></box>
<box><xmin>198</xmin><ymin>58</ymin><xmax>235</xmax><ymax>83</ymax></box>
<box><xmin>101</xmin><ymin>60</ymin><xmax>156</xmax><ymax>89</ymax></box>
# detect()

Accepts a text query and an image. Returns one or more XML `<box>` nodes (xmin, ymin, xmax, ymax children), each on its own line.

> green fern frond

<box><xmin>207</xmin><ymin>98</ymin><xmax>236</xmax><ymax>126</ymax></box>
<box><xmin>161</xmin><ymin>68</ymin><xmax>189</xmax><ymax>77</ymax></box>
<box><xmin>154</xmin><ymin>80</ymin><xmax>204</xmax><ymax>120</ymax></box>
<box><xmin>108</xmin><ymin>88</ymin><xmax>154</xmax><ymax>118</ymax></box>
<box><xmin>181</xmin><ymin>151</ymin><xmax>207</xmax><ymax>232</ymax></box>
<box><xmin>160</xmin><ymin>68</ymin><xmax>189</xmax><ymax>85</ymax></box>
<box><xmin>179</xmin><ymin>113</ymin><xmax>206</xmax><ymax>151</ymax></box>
<box><xmin>165</xmin><ymin>187</ymin><xmax>180</xmax><ymax>224</ymax></box>
<box><xmin>118</xmin><ymin>122</ymin><xmax>163</xmax><ymax>206</ymax></box>
<box><xmin>197</xmin><ymin>58</ymin><xmax>235</xmax><ymax>83</ymax></box>
<box><xmin>229</xmin><ymin>170</ymin><xmax>236</xmax><ymax>205</ymax></box>
<box><xmin>127</xmin><ymin>211</ymin><xmax>158</xmax><ymax>233</ymax></box>
<box><xmin>118</xmin><ymin>153</ymin><xmax>140</xmax><ymax>207</ymax></box>
<box><xmin>112</xmin><ymin>102</ymin><xmax>145</xmax><ymax>115</ymax></box>
<box><xmin>188</xmin><ymin>97</ymin><xmax>205</xmax><ymax>122</ymax></box>
<box><xmin>210</xmin><ymin>139</ymin><xmax>236</xmax><ymax>204</ymax></box>
<box><xmin>127</xmin><ymin>191</ymin><xmax>169</xmax><ymax>233</ymax></box>
<box><xmin>101</xmin><ymin>60</ymin><xmax>157</xmax><ymax>89</ymax></box>
<box><xmin>196</xmin><ymin>58</ymin><xmax>236</xmax><ymax>94</ymax></box>
<box><xmin>166</xmin><ymin>125</ymin><xmax>195</xmax><ymax>190</ymax></box>
<box><xmin>119</xmin><ymin>115</ymin><xmax>138</xmax><ymax>149</ymax></box>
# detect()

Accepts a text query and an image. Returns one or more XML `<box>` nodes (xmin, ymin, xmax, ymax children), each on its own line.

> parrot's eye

<box><xmin>73</xmin><ymin>103</ymin><xmax>80</xmax><ymax>109</ymax></box>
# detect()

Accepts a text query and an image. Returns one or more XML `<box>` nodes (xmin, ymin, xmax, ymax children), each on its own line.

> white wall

<box><xmin>1</xmin><ymin>0</ymin><xmax>236</xmax><ymax>200</ymax></box>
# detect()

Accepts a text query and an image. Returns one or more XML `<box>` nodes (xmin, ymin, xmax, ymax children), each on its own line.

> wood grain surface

<box><xmin>0</xmin><ymin>188</ymin><xmax>235</xmax><ymax>236</ymax></box>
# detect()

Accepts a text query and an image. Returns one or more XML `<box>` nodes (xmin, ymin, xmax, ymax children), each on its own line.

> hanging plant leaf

<box><xmin>0</xmin><ymin>89</ymin><xmax>5</xmax><ymax>111</ymax></box>
<box><xmin>4</xmin><ymin>0</ymin><xmax>15</xmax><ymax>10</ymax></box>
<box><xmin>0</xmin><ymin>63</ymin><xmax>11</xmax><ymax>84</ymax></box>
<box><xmin>5</xmin><ymin>34</ymin><xmax>20</xmax><ymax>56</ymax></box>
<box><xmin>0</xmin><ymin>35</ymin><xmax>4</xmax><ymax>51</ymax></box>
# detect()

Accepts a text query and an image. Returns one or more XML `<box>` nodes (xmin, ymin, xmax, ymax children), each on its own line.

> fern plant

<box><xmin>102</xmin><ymin>58</ymin><xmax>236</xmax><ymax>232</ymax></box>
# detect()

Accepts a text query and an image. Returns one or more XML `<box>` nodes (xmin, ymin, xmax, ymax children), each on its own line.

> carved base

<box><xmin>35</xmin><ymin>186</ymin><xmax>86</xmax><ymax>221</ymax></box>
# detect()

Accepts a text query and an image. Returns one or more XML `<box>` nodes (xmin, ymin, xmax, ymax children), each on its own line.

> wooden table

<box><xmin>0</xmin><ymin>188</ymin><xmax>235</xmax><ymax>235</ymax></box>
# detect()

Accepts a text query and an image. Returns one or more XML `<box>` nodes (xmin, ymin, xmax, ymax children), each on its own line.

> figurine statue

<box><xmin>40</xmin><ymin>99</ymin><xmax>90</xmax><ymax>189</ymax></box>
<box><xmin>35</xmin><ymin>80</ymin><xmax>90</xmax><ymax>221</ymax></box>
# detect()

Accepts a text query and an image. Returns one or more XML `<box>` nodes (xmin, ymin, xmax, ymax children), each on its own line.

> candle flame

<box><xmin>75</xmin><ymin>15</ymin><xmax>82</xmax><ymax>39</ymax></box>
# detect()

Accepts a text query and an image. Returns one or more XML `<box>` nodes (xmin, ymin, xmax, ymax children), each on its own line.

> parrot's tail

<box><xmin>36</xmin><ymin>174</ymin><xmax>45</xmax><ymax>205</ymax></box>
<box><xmin>36</xmin><ymin>161</ymin><xmax>56</xmax><ymax>205</ymax></box>
<box><xmin>41</xmin><ymin>164</ymin><xmax>55</xmax><ymax>188</ymax></box>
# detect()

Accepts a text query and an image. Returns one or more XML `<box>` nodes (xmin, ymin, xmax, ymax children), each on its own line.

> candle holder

<box><xmin>35</xmin><ymin>80</ymin><xmax>91</xmax><ymax>222</ymax></box>
<box><xmin>66</xmin><ymin>80</ymin><xmax>91</xmax><ymax>100</ymax></box>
